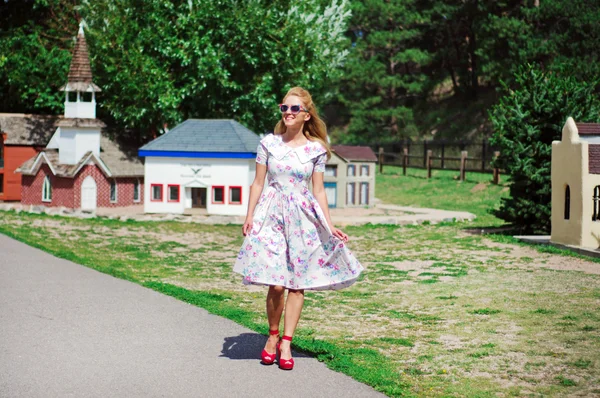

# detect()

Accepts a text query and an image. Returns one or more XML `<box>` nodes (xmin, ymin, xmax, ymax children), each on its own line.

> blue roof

<box><xmin>139</xmin><ymin>119</ymin><xmax>261</xmax><ymax>154</ymax></box>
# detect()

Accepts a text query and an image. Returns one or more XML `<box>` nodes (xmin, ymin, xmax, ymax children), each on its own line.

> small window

<box><xmin>81</xmin><ymin>92</ymin><xmax>93</xmax><ymax>102</ymax></box>
<box><xmin>151</xmin><ymin>184</ymin><xmax>163</xmax><ymax>202</ymax></box>
<box><xmin>593</xmin><ymin>186</ymin><xmax>600</xmax><ymax>221</ymax></box>
<box><xmin>168</xmin><ymin>185</ymin><xmax>180</xmax><ymax>202</ymax></box>
<box><xmin>110</xmin><ymin>180</ymin><xmax>117</xmax><ymax>203</ymax></box>
<box><xmin>133</xmin><ymin>179</ymin><xmax>140</xmax><ymax>202</ymax></box>
<box><xmin>42</xmin><ymin>176</ymin><xmax>52</xmax><ymax>202</ymax></box>
<box><xmin>67</xmin><ymin>91</ymin><xmax>77</xmax><ymax>102</ymax></box>
<box><xmin>347</xmin><ymin>182</ymin><xmax>355</xmax><ymax>205</ymax></box>
<box><xmin>347</xmin><ymin>165</ymin><xmax>356</xmax><ymax>177</ymax></box>
<box><xmin>0</xmin><ymin>174</ymin><xmax>3</xmax><ymax>194</ymax></box>
<box><xmin>212</xmin><ymin>186</ymin><xmax>225</xmax><ymax>204</ymax></box>
<box><xmin>325</xmin><ymin>165</ymin><xmax>337</xmax><ymax>177</ymax></box>
<box><xmin>229</xmin><ymin>186</ymin><xmax>242</xmax><ymax>204</ymax></box>
<box><xmin>360</xmin><ymin>182</ymin><xmax>369</xmax><ymax>205</ymax></box>
<box><xmin>360</xmin><ymin>165</ymin><xmax>369</xmax><ymax>176</ymax></box>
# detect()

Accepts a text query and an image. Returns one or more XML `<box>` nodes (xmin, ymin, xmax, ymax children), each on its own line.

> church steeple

<box><xmin>60</xmin><ymin>22</ymin><xmax>101</xmax><ymax>119</ymax></box>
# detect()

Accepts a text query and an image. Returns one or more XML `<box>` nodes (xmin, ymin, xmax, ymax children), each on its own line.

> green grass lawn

<box><xmin>1</xmin><ymin>168</ymin><xmax>599</xmax><ymax>397</ymax></box>
<box><xmin>376</xmin><ymin>166</ymin><xmax>509</xmax><ymax>227</ymax></box>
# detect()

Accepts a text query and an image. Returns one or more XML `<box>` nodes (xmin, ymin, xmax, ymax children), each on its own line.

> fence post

<box><xmin>423</xmin><ymin>140</ymin><xmax>428</xmax><ymax>168</ymax></box>
<box><xmin>481</xmin><ymin>140</ymin><xmax>486</xmax><ymax>172</ymax></box>
<box><xmin>426</xmin><ymin>150</ymin><xmax>433</xmax><ymax>179</ymax></box>
<box><xmin>378</xmin><ymin>147</ymin><xmax>384</xmax><ymax>174</ymax></box>
<box><xmin>441</xmin><ymin>142</ymin><xmax>445</xmax><ymax>169</ymax></box>
<box><xmin>460</xmin><ymin>151</ymin><xmax>468</xmax><ymax>181</ymax></box>
<box><xmin>492</xmin><ymin>151</ymin><xmax>500</xmax><ymax>184</ymax></box>
<box><xmin>403</xmin><ymin>148</ymin><xmax>408</xmax><ymax>176</ymax></box>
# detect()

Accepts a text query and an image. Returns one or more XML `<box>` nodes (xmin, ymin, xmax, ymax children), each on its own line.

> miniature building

<box><xmin>0</xmin><ymin>114</ymin><xmax>58</xmax><ymax>201</ymax></box>
<box><xmin>138</xmin><ymin>119</ymin><xmax>260</xmax><ymax>216</ymax></box>
<box><xmin>16</xmin><ymin>24</ymin><xmax>144</xmax><ymax>211</ymax></box>
<box><xmin>324</xmin><ymin>145</ymin><xmax>377</xmax><ymax>208</ymax></box>
<box><xmin>551</xmin><ymin>117</ymin><xmax>600</xmax><ymax>248</ymax></box>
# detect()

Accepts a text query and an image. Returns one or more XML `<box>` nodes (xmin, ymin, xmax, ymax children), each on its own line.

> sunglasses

<box><xmin>279</xmin><ymin>104</ymin><xmax>309</xmax><ymax>114</ymax></box>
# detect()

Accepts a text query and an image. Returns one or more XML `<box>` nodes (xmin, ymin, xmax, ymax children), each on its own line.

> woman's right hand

<box><xmin>242</xmin><ymin>218</ymin><xmax>253</xmax><ymax>236</ymax></box>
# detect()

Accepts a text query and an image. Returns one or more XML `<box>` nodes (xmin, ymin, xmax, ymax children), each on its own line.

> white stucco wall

<box><xmin>58</xmin><ymin>127</ymin><xmax>101</xmax><ymax>165</ymax></box>
<box><xmin>143</xmin><ymin>156</ymin><xmax>253</xmax><ymax>215</ymax></box>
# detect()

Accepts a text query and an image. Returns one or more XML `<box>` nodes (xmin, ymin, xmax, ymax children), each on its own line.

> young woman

<box><xmin>233</xmin><ymin>87</ymin><xmax>363</xmax><ymax>370</ymax></box>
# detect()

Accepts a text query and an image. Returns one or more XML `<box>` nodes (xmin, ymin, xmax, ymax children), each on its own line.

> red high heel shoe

<box><xmin>261</xmin><ymin>329</ymin><xmax>279</xmax><ymax>365</ymax></box>
<box><xmin>278</xmin><ymin>335</ymin><xmax>294</xmax><ymax>370</ymax></box>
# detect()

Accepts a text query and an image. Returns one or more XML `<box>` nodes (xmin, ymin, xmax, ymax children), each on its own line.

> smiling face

<box><xmin>281</xmin><ymin>95</ymin><xmax>311</xmax><ymax>130</ymax></box>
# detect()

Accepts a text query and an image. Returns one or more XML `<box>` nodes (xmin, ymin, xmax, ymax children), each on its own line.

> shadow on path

<box><xmin>221</xmin><ymin>333</ymin><xmax>309</xmax><ymax>361</ymax></box>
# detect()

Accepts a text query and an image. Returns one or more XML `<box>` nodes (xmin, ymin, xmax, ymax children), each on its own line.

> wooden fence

<box><xmin>377</xmin><ymin>140</ymin><xmax>502</xmax><ymax>183</ymax></box>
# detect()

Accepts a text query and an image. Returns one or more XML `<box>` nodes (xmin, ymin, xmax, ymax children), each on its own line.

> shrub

<box><xmin>489</xmin><ymin>64</ymin><xmax>600</xmax><ymax>233</ymax></box>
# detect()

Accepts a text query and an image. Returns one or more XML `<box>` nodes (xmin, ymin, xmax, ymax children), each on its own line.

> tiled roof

<box><xmin>139</xmin><ymin>119</ymin><xmax>261</xmax><ymax>153</ymax></box>
<box><xmin>58</xmin><ymin>118</ymin><xmax>106</xmax><ymax>128</ymax></box>
<box><xmin>59</xmin><ymin>26</ymin><xmax>101</xmax><ymax>92</ymax></box>
<box><xmin>99</xmin><ymin>135</ymin><xmax>144</xmax><ymax>177</ymax></box>
<box><xmin>576</xmin><ymin>123</ymin><xmax>600</xmax><ymax>136</ymax></box>
<box><xmin>589</xmin><ymin>145</ymin><xmax>600</xmax><ymax>175</ymax></box>
<box><xmin>332</xmin><ymin>145</ymin><xmax>378</xmax><ymax>162</ymax></box>
<box><xmin>0</xmin><ymin>113</ymin><xmax>59</xmax><ymax>146</ymax></box>
<box><xmin>17</xmin><ymin>135</ymin><xmax>143</xmax><ymax>178</ymax></box>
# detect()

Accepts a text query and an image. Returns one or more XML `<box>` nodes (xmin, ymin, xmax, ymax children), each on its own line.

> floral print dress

<box><xmin>233</xmin><ymin>133</ymin><xmax>364</xmax><ymax>290</ymax></box>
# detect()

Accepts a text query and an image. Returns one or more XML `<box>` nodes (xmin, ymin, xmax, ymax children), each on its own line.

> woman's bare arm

<box><xmin>242</xmin><ymin>163</ymin><xmax>267</xmax><ymax>236</ymax></box>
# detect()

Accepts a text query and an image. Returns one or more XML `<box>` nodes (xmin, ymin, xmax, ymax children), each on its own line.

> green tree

<box><xmin>489</xmin><ymin>64</ymin><xmax>600</xmax><ymax>233</ymax></box>
<box><xmin>0</xmin><ymin>0</ymin><xmax>79</xmax><ymax>114</ymax></box>
<box><xmin>335</xmin><ymin>0</ymin><xmax>431</xmax><ymax>146</ymax></box>
<box><xmin>80</xmin><ymin>0</ymin><xmax>351</xmax><ymax>141</ymax></box>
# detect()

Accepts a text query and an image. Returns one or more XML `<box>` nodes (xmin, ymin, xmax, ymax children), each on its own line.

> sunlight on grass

<box><xmin>2</xmin><ymin>210</ymin><xmax>599</xmax><ymax>397</ymax></box>
<box><xmin>376</xmin><ymin>166</ymin><xmax>509</xmax><ymax>226</ymax></box>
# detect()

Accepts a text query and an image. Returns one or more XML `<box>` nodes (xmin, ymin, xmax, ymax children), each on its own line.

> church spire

<box><xmin>60</xmin><ymin>22</ymin><xmax>101</xmax><ymax>119</ymax></box>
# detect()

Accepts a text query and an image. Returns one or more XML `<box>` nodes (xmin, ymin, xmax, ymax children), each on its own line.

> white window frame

<box><xmin>360</xmin><ymin>165</ymin><xmax>369</xmax><ymax>176</ymax></box>
<box><xmin>133</xmin><ymin>179</ymin><xmax>141</xmax><ymax>202</ymax></box>
<box><xmin>325</xmin><ymin>165</ymin><xmax>337</xmax><ymax>177</ymax></box>
<box><xmin>360</xmin><ymin>182</ymin><xmax>369</xmax><ymax>205</ymax></box>
<box><xmin>42</xmin><ymin>176</ymin><xmax>52</xmax><ymax>202</ymax></box>
<box><xmin>347</xmin><ymin>182</ymin><xmax>356</xmax><ymax>205</ymax></box>
<box><xmin>110</xmin><ymin>180</ymin><xmax>118</xmax><ymax>203</ymax></box>
<box><xmin>347</xmin><ymin>164</ymin><xmax>356</xmax><ymax>177</ymax></box>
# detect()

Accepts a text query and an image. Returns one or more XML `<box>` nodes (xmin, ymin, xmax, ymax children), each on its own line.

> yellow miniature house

<box><xmin>551</xmin><ymin>117</ymin><xmax>600</xmax><ymax>249</ymax></box>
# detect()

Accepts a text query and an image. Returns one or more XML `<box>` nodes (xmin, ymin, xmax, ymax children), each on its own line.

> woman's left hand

<box><xmin>331</xmin><ymin>227</ymin><xmax>349</xmax><ymax>242</ymax></box>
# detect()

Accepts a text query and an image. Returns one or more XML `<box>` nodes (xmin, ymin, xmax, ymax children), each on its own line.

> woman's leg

<box><xmin>264</xmin><ymin>285</ymin><xmax>285</xmax><ymax>353</ymax></box>
<box><xmin>280</xmin><ymin>289</ymin><xmax>305</xmax><ymax>360</ymax></box>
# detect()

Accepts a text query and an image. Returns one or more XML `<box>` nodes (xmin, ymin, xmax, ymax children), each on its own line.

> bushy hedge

<box><xmin>489</xmin><ymin>64</ymin><xmax>600</xmax><ymax>233</ymax></box>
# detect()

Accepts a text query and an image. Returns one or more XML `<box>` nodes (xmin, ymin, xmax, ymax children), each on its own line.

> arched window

<box><xmin>593</xmin><ymin>186</ymin><xmax>600</xmax><ymax>221</ymax></box>
<box><xmin>133</xmin><ymin>179</ymin><xmax>140</xmax><ymax>202</ymax></box>
<box><xmin>42</xmin><ymin>176</ymin><xmax>52</xmax><ymax>202</ymax></box>
<box><xmin>110</xmin><ymin>180</ymin><xmax>117</xmax><ymax>203</ymax></box>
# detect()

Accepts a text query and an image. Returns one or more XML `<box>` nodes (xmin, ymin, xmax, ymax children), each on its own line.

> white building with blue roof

<box><xmin>139</xmin><ymin>119</ymin><xmax>261</xmax><ymax>215</ymax></box>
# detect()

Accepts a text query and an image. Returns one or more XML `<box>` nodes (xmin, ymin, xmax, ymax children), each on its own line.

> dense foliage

<box><xmin>1</xmin><ymin>0</ymin><xmax>350</xmax><ymax>142</ymax></box>
<box><xmin>1</xmin><ymin>0</ymin><xmax>600</xmax><ymax>145</ymax></box>
<box><xmin>489</xmin><ymin>65</ymin><xmax>600</xmax><ymax>233</ymax></box>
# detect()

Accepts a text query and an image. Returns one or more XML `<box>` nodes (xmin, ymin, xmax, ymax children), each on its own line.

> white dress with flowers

<box><xmin>233</xmin><ymin>133</ymin><xmax>364</xmax><ymax>290</ymax></box>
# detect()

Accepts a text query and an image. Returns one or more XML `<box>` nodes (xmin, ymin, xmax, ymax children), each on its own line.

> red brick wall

<box><xmin>21</xmin><ymin>164</ymin><xmax>144</xmax><ymax>208</ymax></box>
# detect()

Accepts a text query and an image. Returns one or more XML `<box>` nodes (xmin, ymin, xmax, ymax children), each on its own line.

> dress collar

<box><xmin>262</xmin><ymin>134</ymin><xmax>327</xmax><ymax>163</ymax></box>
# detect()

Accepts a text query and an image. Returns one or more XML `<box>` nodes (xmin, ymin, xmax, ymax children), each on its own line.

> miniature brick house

<box><xmin>323</xmin><ymin>145</ymin><xmax>377</xmax><ymax>208</ymax></box>
<box><xmin>16</xmin><ymin>24</ymin><xmax>144</xmax><ymax>211</ymax></box>
<box><xmin>551</xmin><ymin>117</ymin><xmax>600</xmax><ymax>248</ymax></box>
<box><xmin>0</xmin><ymin>114</ymin><xmax>58</xmax><ymax>201</ymax></box>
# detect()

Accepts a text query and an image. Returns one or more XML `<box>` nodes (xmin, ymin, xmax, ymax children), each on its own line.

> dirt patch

<box><xmin>471</xmin><ymin>183</ymin><xmax>487</xmax><ymax>193</ymax></box>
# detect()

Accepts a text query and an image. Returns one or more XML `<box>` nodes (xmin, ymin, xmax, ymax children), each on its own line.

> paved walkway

<box><xmin>0</xmin><ymin>234</ymin><xmax>384</xmax><ymax>398</ymax></box>
<box><xmin>0</xmin><ymin>202</ymin><xmax>475</xmax><ymax>226</ymax></box>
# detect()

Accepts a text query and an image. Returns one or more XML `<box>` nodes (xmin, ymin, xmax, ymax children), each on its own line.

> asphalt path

<box><xmin>0</xmin><ymin>234</ymin><xmax>384</xmax><ymax>398</ymax></box>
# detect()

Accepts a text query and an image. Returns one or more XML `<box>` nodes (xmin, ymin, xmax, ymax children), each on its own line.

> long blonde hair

<box><xmin>274</xmin><ymin>87</ymin><xmax>331</xmax><ymax>159</ymax></box>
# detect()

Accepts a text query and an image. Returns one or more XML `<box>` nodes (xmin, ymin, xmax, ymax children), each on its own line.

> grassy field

<box><xmin>376</xmin><ymin>166</ymin><xmax>509</xmax><ymax>227</ymax></box>
<box><xmin>1</xmin><ymin>169</ymin><xmax>599</xmax><ymax>397</ymax></box>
